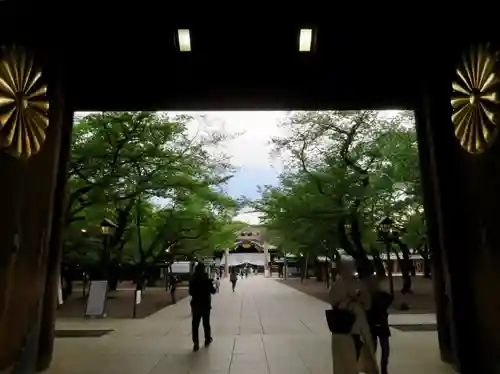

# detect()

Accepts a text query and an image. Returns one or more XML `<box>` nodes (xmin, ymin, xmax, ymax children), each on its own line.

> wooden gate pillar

<box><xmin>417</xmin><ymin>42</ymin><xmax>500</xmax><ymax>373</ymax></box>
<box><xmin>36</xmin><ymin>98</ymin><xmax>73</xmax><ymax>372</ymax></box>
<box><xmin>0</xmin><ymin>45</ymin><xmax>72</xmax><ymax>374</ymax></box>
<box><xmin>415</xmin><ymin>100</ymin><xmax>456</xmax><ymax>367</ymax></box>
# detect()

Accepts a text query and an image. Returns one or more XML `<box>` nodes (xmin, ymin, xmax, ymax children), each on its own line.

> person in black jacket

<box><xmin>189</xmin><ymin>263</ymin><xmax>216</xmax><ymax>351</ymax></box>
<box><xmin>229</xmin><ymin>267</ymin><xmax>238</xmax><ymax>292</ymax></box>
<box><xmin>366</xmin><ymin>275</ymin><xmax>393</xmax><ymax>374</ymax></box>
<box><xmin>168</xmin><ymin>275</ymin><xmax>179</xmax><ymax>304</ymax></box>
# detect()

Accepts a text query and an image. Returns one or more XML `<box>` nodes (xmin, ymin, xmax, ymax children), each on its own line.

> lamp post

<box><xmin>377</xmin><ymin>216</ymin><xmax>394</xmax><ymax>296</ymax></box>
<box><xmin>100</xmin><ymin>218</ymin><xmax>117</xmax><ymax>281</ymax></box>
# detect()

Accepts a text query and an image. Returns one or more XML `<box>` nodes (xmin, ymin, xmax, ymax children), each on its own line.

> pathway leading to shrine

<box><xmin>47</xmin><ymin>276</ymin><xmax>454</xmax><ymax>374</ymax></box>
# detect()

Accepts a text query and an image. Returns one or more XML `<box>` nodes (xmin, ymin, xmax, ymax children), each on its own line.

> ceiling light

<box><xmin>299</xmin><ymin>29</ymin><xmax>313</xmax><ymax>52</ymax></box>
<box><xmin>177</xmin><ymin>29</ymin><xmax>191</xmax><ymax>52</ymax></box>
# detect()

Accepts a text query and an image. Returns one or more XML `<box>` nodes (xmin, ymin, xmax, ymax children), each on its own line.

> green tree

<box><xmin>64</xmin><ymin>112</ymin><xmax>237</xmax><ymax>284</ymax></box>
<box><xmin>256</xmin><ymin>110</ymin><xmax>425</xmax><ymax>288</ymax></box>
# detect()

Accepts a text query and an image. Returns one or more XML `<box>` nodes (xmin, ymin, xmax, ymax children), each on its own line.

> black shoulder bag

<box><xmin>325</xmin><ymin>303</ymin><xmax>356</xmax><ymax>334</ymax></box>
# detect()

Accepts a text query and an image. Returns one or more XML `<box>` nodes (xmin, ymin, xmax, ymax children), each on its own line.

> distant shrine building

<box><xmin>220</xmin><ymin>227</ymin><xmax>273</xmax><ymax>272</ymax></box>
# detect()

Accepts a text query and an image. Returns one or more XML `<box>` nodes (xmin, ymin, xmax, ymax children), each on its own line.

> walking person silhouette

<box><xmin>169</xmin><ymin>275</ymin><xmax>179</xmax><ymax>304</ymax></box>
<box><xmin>230</xmin><ymin>267</ymin><xmax>238</xmax><ymax>292</ymax></box>
<box><xmin>189</xmin><ymin>263</ymin><xmax>216</xmax><ymax>352</ymax></box>
<box><xmin>366</xmin><ymin>276</ymin><xmax>393</xmax><ymax>374</ymax></box>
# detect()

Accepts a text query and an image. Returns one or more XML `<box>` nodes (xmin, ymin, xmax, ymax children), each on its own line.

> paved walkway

<box><xmin>47</xmin><ymin>276</ymin><xmax>455</xmax><ymax>374</ymax></box>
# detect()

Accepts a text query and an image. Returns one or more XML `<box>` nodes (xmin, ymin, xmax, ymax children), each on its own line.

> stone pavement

<box><xmin>46</xmin><ymin>276</ymin><xmax>455</xmax><ymax>374</ymax></box>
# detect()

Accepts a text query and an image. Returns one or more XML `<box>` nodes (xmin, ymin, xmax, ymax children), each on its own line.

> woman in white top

<box><xmin>328</xmin><ymin>259</ymin><xmax>378</xmax><ymax>374</ymax></box>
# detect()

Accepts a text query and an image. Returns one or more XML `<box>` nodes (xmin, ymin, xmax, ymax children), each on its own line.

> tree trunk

<box><xmin>394</xmin><ymin>239</ymin><xmax>413</xmax><ymax>294</ymax></box>
<box><xmin>61</xmin><ymin>268</ymin><xmax>72</xmax><ymax>300</ymax></box>
<box><xmin>385</xmin><ymin>244</ymin><xmax>395</xmax><ymax>297</ymax></box>
<box><xmin>324</xmin><ymin>263</ymin><xmax>330</xmax><ymax>288</ymax></box>
<box><xmin>315</xmin><ymin>262</ymin><xmax>323</xmax><ymax>282</ymax></box>
<box><xmin>135</xmin><ymin>198</ymin><xmax>146</xmax><ymax>290</ymax></box>
<box><xmin>108</xmin><ymin>266</ymin><xmax>119</xmax><ymax>291</ymax></box>
<box><xmin>420</xmin><ymin>243</ymin><xmax>432</xmax><ymax>278</ymax></box>
<box><xmin>135</xmin><ymin>263</ymin><xmax>146</xmax><ymax>291</ymax></box>
<box><xmin>370</xmin><ymin>247</ymin><xmax>386</xmax><ymax>277</ymax></box>
<box><xmin>424</xmin><ymin>257</ymin><xmax>432</xmax><ymax>278</ymax></box>
<box><xmin>303</xmin><ymin>252</ymin><xmax>310</xmax><ymax>280</ymax></box>
<box><xmin>324</xmin><ymin>250</ymin><xmax>332</xmax><ymax>289</ymax></box>
<box><xmin>100</xmin><ymin>237</ymin><xmax>111</xmax><ymax>281</ymax></box>
<box><xmin>349</xmin><ymin>216</ymin><xmax>374</xmax><ymax>278</ymax></box>
<box><xmin>338</xmin><ymin>218</ymin><xmax>373</xmax><ymax>278</ymax></box>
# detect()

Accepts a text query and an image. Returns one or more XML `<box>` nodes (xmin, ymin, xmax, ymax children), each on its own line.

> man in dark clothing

<box><xmin>189</xmin><ymin>263</ymin><xmax>216</xmax><ymax>351</ymax></box>
<box><xmin>229</xmin><ymin>268</ymin><xmax>238</xmax><ymax>292</ymax></box>
<box><xmin>169</xmin><ymin>275</ymin><xmax>179</xmax><ymax>304</ymax></box>
<box><xmin>366</xmin><ymin>276</ymin><xmax>393</xmax><ymax>374</ymax></box>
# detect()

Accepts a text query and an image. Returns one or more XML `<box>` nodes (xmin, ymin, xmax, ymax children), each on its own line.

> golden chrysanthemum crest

<box><xmin>451</xmin><ymin>43</ymin><xmax>500</xmax><ymax>154</ymax></box>
<box><xmin>0</xmin><ymin>45</ymin><xmax>49</xmax><ymax>160</ymax></box>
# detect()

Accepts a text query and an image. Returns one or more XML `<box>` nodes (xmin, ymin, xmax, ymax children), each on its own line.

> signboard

<box><xmin>135</xmin><ymin>290</ymin><xmax>142</xmax><ymax>304</ymax></box>
<box><xmin>85</xmin><ymin>280</ymin><xmax>108</xmax><ymax>317</ymax></box>
<box><xmin>171</xmin><ymin>261</ymin><xmax>191</xmax><ymax>274</ymax></box>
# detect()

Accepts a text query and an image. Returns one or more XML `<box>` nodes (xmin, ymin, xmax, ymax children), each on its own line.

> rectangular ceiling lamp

<box><xmin>177</xmin><ymin>29</ymin><xmax>191</xmax><ymax>52</ymax></box>
<box><xmin>298</xmin><ymin>28</ymin><xmax>313</xmax><ymax>52</ymax></box>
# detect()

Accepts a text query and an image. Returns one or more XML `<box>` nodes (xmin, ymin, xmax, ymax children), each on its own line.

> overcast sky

<box><xmin>179</xmin><ymin>111</ymin><xmax>288</xmax><ymax>225</ymax></box>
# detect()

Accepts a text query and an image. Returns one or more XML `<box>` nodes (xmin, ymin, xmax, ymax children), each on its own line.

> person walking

<box><xmin>189</xmin><ymin>263</ymin><xmax>216</xmax><ymax>352</ymax></box>
<box><xmin>366</xmin><ymin>276</ymin><xmax>393</xmax><ymax>374</ymax></box>
<box><xmin>169</xmin><ymin>275</ymin><xmax>178</xmax><ymax>304</ymax></box>
<box><xmin>327</xmin><ymin>259</ymin><xmax>378</xmax><ymax>374</ymax></box>
<box><xmin>213</xmin><ymin>273</ymin><xmax>220</xmax><ymax>293</ymax></box>
<box><xmin>230</xmin><ymin>268</ymin><xmax>238</xmax><ymax>292</ymax></box>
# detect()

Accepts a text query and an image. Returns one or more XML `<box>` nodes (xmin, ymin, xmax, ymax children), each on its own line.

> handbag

<box><xmin>325</xmin><ymin>307</ymin><xmax>356</xmax><ymax>334</ymax></box>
